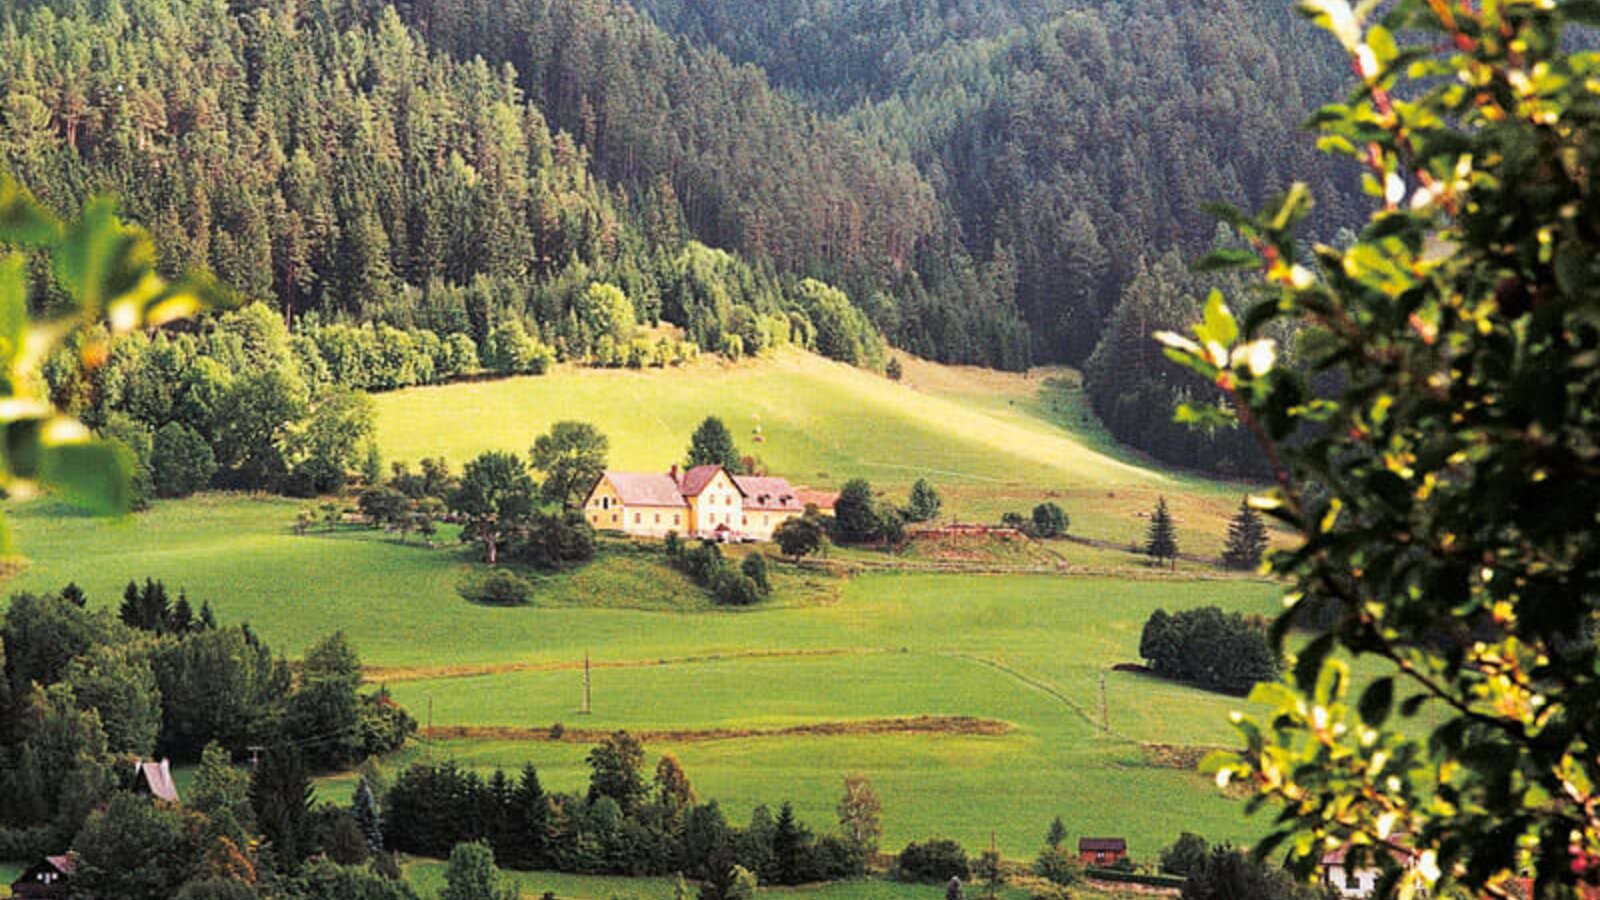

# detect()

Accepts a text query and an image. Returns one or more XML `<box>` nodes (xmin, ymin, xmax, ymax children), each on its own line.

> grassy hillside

<box><xmin>0</xmin><ymin>350</ymin><xmax>1288</xmax><ymax>869</ymax></box>
<box><xmin>374</xmin><ymin>349</ymin><xmax>1254</xmax><ymax>553</ymax></box>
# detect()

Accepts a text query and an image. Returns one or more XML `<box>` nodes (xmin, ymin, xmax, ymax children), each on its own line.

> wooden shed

<box><xmin>1079</xmin><ymin>837</ymin><xmax>1128</xmax><ymax>866</ymax></box>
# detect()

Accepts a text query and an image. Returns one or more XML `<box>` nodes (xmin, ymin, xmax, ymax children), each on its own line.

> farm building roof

<box><xmin>134</xmin><ymin>759</ymin><xmax>180</xmax><ymax>803</ymax></box>
<box><xmin>794</xmin><ymin>488</ymin><xmax>839</xmax><ymax>511</ymax></box>
<box><xmin>44</xmin><ymin>855</ymin><xmax>76</xmax><ymax>876</ymax></box>
<box><xmin>1079</xmin><ymin>838</ymin><xmax>1126</xmax><ymax>852</ymax></box>
<box><xmin>733</xmin><ymin>476</ymin><xmax>804</xmax><ymax>512</ymax></box>
<box><xmin>1320</xmin><ymin>838</ymin><xmax>1415</xmax><ymax>867</ymax></box>
<box><xmin>604</xmin><ymin>472</ymin><xmax>689</xmax><ymax>507</ymax></box>
<box><xmin>677</xmin><ymin>465</ymin><xmax>737</xmax><ymax>497</ymax></box>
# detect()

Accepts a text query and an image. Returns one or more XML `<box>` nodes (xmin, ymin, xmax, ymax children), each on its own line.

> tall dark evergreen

<box><xmin>1145</xmin><ymin>497</ymin><xmax>1178</xmax><ymax>569</ymax></box>
<box><xmin>1220</xmin><ymin>498</ymin><xmax>1268</xmax><ymax>571</ymax></box>
<box><xmin>685</xmin><ymin>417</ymin><xmax>741</xmax><ymax>472</ymax></box>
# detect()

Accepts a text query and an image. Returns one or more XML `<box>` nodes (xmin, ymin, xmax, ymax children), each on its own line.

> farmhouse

<box><xmin>1320</xmin><ymin>840</ymin><xmax>1418</xmax><ymax>899</ymax></box>
<box><xmin>584</xmin><ymin>464</ymin><xmax>811</xmax><ymax>541</ymax></box>
<box><xmin>1078</xmin><ymin>837</ymin><xmax>1128</xmax><ymax>866</ymax></box>
<box><xmin>9</xmin><ymin>853</ymin><xmax>75</xmax><ymax>900</ymax></box>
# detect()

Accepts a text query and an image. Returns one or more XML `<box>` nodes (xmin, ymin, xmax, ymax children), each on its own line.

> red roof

<box><xmin>604</xmin><ymin>472</ymin><xmax>688</xmax><ymax>507</ymax></box>
<box><xmin>794</xmin><ymin>489</ymin><xmax>838</xmax><ymax>511</ymax></box>
<box><xmin>134</xmin><ymin>759</ymin><xmax>180</xmax><ymax>804</ymax></box>
<box><xmin>1079</xmin><ymin>838</ymin><xmax>1126</xmax><ymax>852</ymax></box>
<box><xmin>1320</xmin><ymin>838</ymin><xmax>1415</xmax><ymax>867</ymax></box>
<box><xmin>733</xmin><ymin>476</ymin><xmax>804</xmax><ymax>512</ymax></box>
<box><xmin>677</xmin><ymin>465</ymin><xmax>735</xmax><ymax>497</ymax></box>
<box><xmin>45</xmin><ymin>854</ymin><xmax>76</xmax><ymax>876</ymax></box>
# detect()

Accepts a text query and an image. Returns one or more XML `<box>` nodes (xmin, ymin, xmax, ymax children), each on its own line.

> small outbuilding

<box><xmin>132</xmin><ymin>757</ymin><xmax>180</xmax><ymax>804</ymax></box>
<box><xmin>1079</xmin><ymin>837</ymin><xmax>1128</xmax><ymax>866</ymax></box>
<box><xmin>10</xmin><ymin>853</ymin><xmax>76</xmax><ymax>900</ymax></box>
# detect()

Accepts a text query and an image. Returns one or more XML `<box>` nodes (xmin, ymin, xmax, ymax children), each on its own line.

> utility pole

<box><xmin>426</xmin><ymin>693</ymin><xmax>433</xmax><ymax>758</ymax></box>
<box><xmin>582</xmin><ymin>652</ymin><xmax>592</xmax><ymax>715</ymax></box>
<box><xmin>1099</xmin><ymin>672</ymin><xmax>1109</xmax><ymax>734</ymax></box>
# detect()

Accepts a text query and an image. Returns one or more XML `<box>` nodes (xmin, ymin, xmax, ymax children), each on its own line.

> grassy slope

<box><xmin>374</xmin><ymin>349</ymin><xmax>1253</xmax><ymax>554</ymax></box>
<box><xmin>0</xmin><ymin>350</ymin><xmax>1289</xmax><ymax>864</ymax></box>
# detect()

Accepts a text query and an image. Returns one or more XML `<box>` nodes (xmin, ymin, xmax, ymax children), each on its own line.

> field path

<box><xmin>947</xmin><ymin>652</ymin><xmax>1139</xmax><ymax>743</ymax></box>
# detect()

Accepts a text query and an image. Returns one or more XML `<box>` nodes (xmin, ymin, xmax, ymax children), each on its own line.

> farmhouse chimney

<box><xmin>669</xmin><ymin>464</ymin><xmax>680</xmax><ymax>483</ymax></box>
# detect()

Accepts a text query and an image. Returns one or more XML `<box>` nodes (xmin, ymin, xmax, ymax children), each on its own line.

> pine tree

<box><xmin>353</xmin><ymin>777</ymin><xmax>383</xmax><ymax>853</ymax></box>
<box><xmin>685</xmin><ymin>416</ymin><xmax>741</xmax><ymax>471</ymax></box>
<box><xmin>1221</xmin><ymin>497</ymin><xmax>1268</xmax><ymax>571</ymax></box>
<box><xmin>1145</xmin><ymin>496</ymin><xmax>1178</xmax><ymax>569</ymax></box>
<box><xmin>60</xmin><ymin>582</ymin><xmax>86</xmax><ymax>607</ymax></box>
<box><xmin>1045</xmin><ymin>816</ymin><xmax>1067</xmax><ymax>849</ymax></box>
<box><xmin>199</xmin><ymin>600</ymin><xmax>218</xmax><ymax>630</ymax></box>
<box><xmin>907</xmin><ymin>479</ymin><xmax>942</xmax><ymax>522</ymax></box>
<box><xmin>170</xmin><ymin>593</ymin><xmax>195</xmax><ymax>634</ymax></box>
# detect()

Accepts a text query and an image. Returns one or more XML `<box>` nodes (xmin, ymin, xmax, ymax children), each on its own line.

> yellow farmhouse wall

<box><xmin>585</xmin><ymin>479</ymin><xmax>687</xmax><ymax>538</ymax></box>
<box><xmin>687</xmin><ymin>469</ymin><xmax>743</xmax><ymax>535</ymax></box>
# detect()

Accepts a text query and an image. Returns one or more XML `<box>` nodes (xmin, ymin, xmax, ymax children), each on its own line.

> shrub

<box><xmin>739</xmin><ymin>554</ymin><xmax>770</xmax><ymax>594</ymax></box>
<box><xmin>1139</xmin><ymin>607</ymin><xmax>1277</xmax><ymax>695</ymax></box>
<box><xmin>1033</xmin><ymin>845</ymin><xmax>1083</xmax><ymax>885</ymax></box>
<box><xmin>1160</xmin><ymin>832</ymin><xmax>1209</xmax><ymax>877</ymax></box>
<box><xmin>459</xmin><ymin>570</ymin><xmax>534</xmax><ymax>605</ymax></box>
<box><xmin>710</xmin><ymin>568</ymin><xmax>761</xmax><ymax>606</ymax></box>
<box><xmin>1031</xmin><ymin>503</ymin><xmax>1068</xmax><ymax>538</ymax></box>
<box><xmin>897</xmin><ymin>838</ymin><xmax>970</xmax><ymax>883</ymax></box>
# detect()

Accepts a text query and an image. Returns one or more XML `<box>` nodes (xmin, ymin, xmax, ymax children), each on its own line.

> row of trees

<box><xmin>0</xmin><ymin>586</ymin><xmax>413</xmax><ymax>860</ymax></box>
<box><xmin>380</xmin><ymin>732</ymin><xmax>882</xmax><ymax>886</ymax></box>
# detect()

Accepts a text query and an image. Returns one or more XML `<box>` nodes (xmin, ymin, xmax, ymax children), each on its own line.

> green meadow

<box><xmin>1</xmin><ymin>351</ymin><xmax>1295</xmax><ymax>886</ymax></box>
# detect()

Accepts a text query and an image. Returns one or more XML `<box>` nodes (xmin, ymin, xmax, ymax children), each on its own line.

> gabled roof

<box><xmin>1320</xmin><ymin>838</ymin><xmax>1416</xmax><ymax>867</ymax></box>
<box><xmin>1079</xmin><ymin>837</ymin><xmax>1127</xmax><ymax>852</ymax></box>
<box><xmin>603</xmin><ymin>472</ymin><xmax>688</xmax><ymax>508</ymax></box>
<box><xmin>133</xmin><ymin>759</ymin><xmax>180</xmax><ymax>804</ymax></box>
<box><xmin>794</xmin><ymin>489</ymin><xmax>839</xmax><ymax>511</ymax></box>
<box><xmin>678</xmin><ymin>465</ymin><xmax>738</xmax><ymax>497</ymax></box>
<box><xmin>733</xmin><ymin>476</ymin><xmax>804</xmax><ymax>512</ymax></box>
<box><xmin>45</xmin><ymin>854</ymin><xmax>77</xmax><ymax>876</ymax></box>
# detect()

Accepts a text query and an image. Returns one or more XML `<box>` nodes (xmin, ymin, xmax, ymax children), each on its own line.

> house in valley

<box><xmin>1078</xmin><ymin>837</ymin><xmax>1128</xmax><ymax>867</ymax></box>
<box><xmin>10</xmin><ymin>854</ymin><xmax>76</xmax><ymax>900</ymax></box>
<box><xmin>584</xmin><ymin>464</ymin><xmax>813</xmax><ymax>542</ymax></box>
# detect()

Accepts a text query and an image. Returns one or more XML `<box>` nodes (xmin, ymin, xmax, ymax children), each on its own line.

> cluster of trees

<box><xmin>49</xmin><ymin>303</ymin><xmax>383</xmax><ymax>501</ymax></box>
<box><xmin>380</xmin><ymin>732</ymin><xmax>881</xmax><ymax>889</ymax></box>
<box><xmin>0</xmin><ymin>587</ymin><xmax>413</xmax><ymax>861</ymax></box>
<box><xmin>1138</xmin><ymin>606</ymin><xmax>1278</xmax><ymax>696</ymax></box>
<box><xmin>832</xmin><ymin>479</ymin><xmax>908</xmax><ymax>546</ymax></box>
<box><xmin>665</xmin><ymin>537</ymin><xmax>770</xmax><ymax>606</ymax></box>
<box><xmin>999</xmin><ymin>502</ymin><xmax>1069</xmax><ymax>538</ymax></box>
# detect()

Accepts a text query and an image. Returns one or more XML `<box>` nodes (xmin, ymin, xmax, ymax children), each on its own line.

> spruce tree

<box><xmin>353</xmin><ymin>777</ymin><xmax>383</xmax><ymax>853</ymax></box>
<box><xmin>1145</xmin><ymin>497</ymin><xmax>1178</xmax><ymax>569</ymax></box>
<box><xmin>685</xmin><ymin>416</ymin><xmax>741</xmax><ymax>471</ymax></box>
<box><xmin>1220</xmin><ymin>497</ymin><xmax>1268</xmax><ymax>571</ymax></box>
<box><xmin>907</xmin><ymin>478</ymin><xmax>942</xmax><ymax>522</ymax></box>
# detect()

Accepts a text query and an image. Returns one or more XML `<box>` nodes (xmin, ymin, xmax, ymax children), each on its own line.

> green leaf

<box><xmin>1358</xmin><ymin>676</ymin><xmax>1395</xmax><ymax>725</ymax></box>
<box><xmin>0</xmin><ymin>253</ymin><xmax>27</xmax><ymax>373</ymax></box>
<box><xmin>1200</xmin><ymin>291</ymin><xmax>1239</xmax><ymax>347</ymax></box>
<box><xmin>38</xmin><ymin>438</ymin><xmax>134</xmax><ymax>516</ymax></box>
<box><xmin>0</xmin><ymin>173</ymin><xmax>62</xmax><ymax>246</ymax></box>
<box><xmin>1293</xmin><ymin>633</ymin><xmax>1335</xmax><ymax>692</ymax></box>
<box><xmin>1195</xmin><ymin>248</ymin><xmax>1260</xmax><ymax>272</ymax></box>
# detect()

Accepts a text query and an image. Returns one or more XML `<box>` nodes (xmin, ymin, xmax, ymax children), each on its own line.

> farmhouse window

<box><xmin>635</xmin><ymin>513</ymin><xmax>641</xmax><ymax>524</ymax></box>
<box><xmin>674</xmin><ymin>514</ymin><xmax>681</xmax><ymax>525</ymax></box>
<box><xmin>612</xmin><ymin>514</ymin><xmax>618</xmax><ymax>524</ymax></box>
<box><xmin>655</xmin><ymin>514</ymin><xmax>660</xmax><ymax>523</ymax></box>
<box><xmin>742</xmin><ymin>516</ymin><xmax>748</xmax><ymax>525</ymax></box>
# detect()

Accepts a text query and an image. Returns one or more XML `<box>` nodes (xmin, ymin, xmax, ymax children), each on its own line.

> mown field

<box><xmin>1</xmin><ymin>351</ymin><xmax>1292</xmax><ymax>893</ymax></box>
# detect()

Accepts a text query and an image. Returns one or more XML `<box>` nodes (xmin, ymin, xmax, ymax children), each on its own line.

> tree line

<box><xmin>0</xmin><ymin>585</ymin><xmax>413</xmax><ymax>862</ymax></box>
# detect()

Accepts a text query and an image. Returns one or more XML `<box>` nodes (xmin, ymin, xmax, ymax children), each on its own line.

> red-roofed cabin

<box><xmin>11</xmin><ymin>853</ymin><xmax>76</xmax><ymax>900</ymax></box>
<box><xmin>1079</xmin><ymin>837</ymin><xmax>1128</xmax><ymax>866</ymax></box>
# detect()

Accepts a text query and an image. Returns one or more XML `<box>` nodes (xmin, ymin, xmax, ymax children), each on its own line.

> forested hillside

<box><xmin>0</xmin><ymin>0</ymin><xmax>1369</xmax><ymax>472</ymax></box>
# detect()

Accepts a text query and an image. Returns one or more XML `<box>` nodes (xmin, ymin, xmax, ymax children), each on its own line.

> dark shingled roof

<box><xmin>733</xmin><ymin>476</ymin><xmax>804</xmax><ymax>512</ymax></box>
<box><xmin>1079</xmin><ymin>838</ymin><xmax>1126</xmax><ymax>852</ymax></box>
<box><xmin>677</xmin><ymin>465</ymin><xmax>737</xmax><ymax>497</ymax></box>
<box><xmin>603</xmin><ymin>472</ymin><xmax>688</xmax><ymax>507</ymax></box>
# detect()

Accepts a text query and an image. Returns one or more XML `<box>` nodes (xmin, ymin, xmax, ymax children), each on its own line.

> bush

<box><xmin>152</xmin><ymin>422</ymin><xmax>218</xmax><ymax>498</ymax></box>
<box><xmin>739</xmin><ymin>554</ymin><xmax>770</xmax><ymax>594</ymax></box>
<box><xmin>1139</xmin><ymin>607</ymin><xmax>1278</xmax><ymax>695</ymax></box>
<box><xmin>897</xmin><ymin>838</ymin><xmax>970</xmax><ymax>883</ymax></box>
<box><xmin>709</xmin><ymin>568</ymin><xmax>761</xmax><ymax>606</ymax></box>
<box><xmin>1160</xmin><ymin>833</ymin><xmax>1210</xmax><ymax>877</ymax></box>
<box><xmin>459</xmin><ymin>570</ymin><xmax>534</xmax><ymax>605</ymax></box>
<box><xmin>514</xmin><ymin>512</ymin><xmax>596</xmax><ymax>569</ymax></box>
<box><xmin>1031</xmin><ymin>503</ymin><xmax>1069</xmax><ymax>538</ymax></box>
<box><xmin>1033</xmin><ymin>845</ymin><xmax>1083</xmax><ymax>885</ymax></box>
